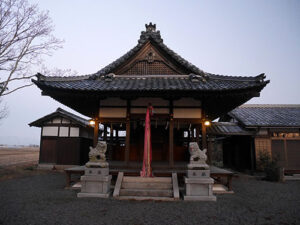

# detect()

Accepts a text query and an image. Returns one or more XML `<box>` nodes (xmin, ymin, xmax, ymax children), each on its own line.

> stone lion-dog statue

<box><xmin>89</xmin><ymin>141</ymin><xmax>107</xmax><ymax>162</ymax></box>
<box><xmin>189</xmin><ymin>142</ymin><xmax>207</xmax><ymax>164</ymax></box>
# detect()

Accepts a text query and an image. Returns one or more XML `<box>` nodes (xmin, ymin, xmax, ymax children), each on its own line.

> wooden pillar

<box><xmin>202</xmin><ymin>118</ymin><xmax>210</xmax><ymax>164</ymax></box>
<box><xmin>125</xmin><ymin>118</ymin><xmax>130</xmax><ymax>164</ymax></box>
<box><xmin>169</xmin><ymin>117</ymin><xmax>174</xmax><ymax>167</ymax></box>
<box><xmin>196</xmin><ymin>125</ymin><xmax>200</xmax><ymax>145</ymax></box>
<box><xmin>104</xmin><ymin>124</ymin><xmax>107</xmax><ymax>141</ymax></box>
<box><xmin>110</xmin><ymin>123</ymin><xmax>114</xmax><ymax>142</ymax></box>
<box><xmin>108</xmin><ymin>123</ymin><xmax>114</xmax><ymax>160</ymax></box>
<box><xmin>250</xmin><ymin>137</ymin><xmax>255</xmax><ymax>175</ymax></box>
<box><xmin>116</xmin><ymin>128</ymin><xmax>119</xmax><ymax>141</ymax></box>
<box><xmin>169</xmin><ymin>100</ymin><xmax>174</xmax><ymax>167</ymax></box>
<box><xmin>208</xmin><ymin>137</ymin><xmax>213</xmax><ymax>164</ymax></box>
<box><xmin>93</xmin><ymin>118</ymin><xmax>99</xmax><ymax>147</ymax></box>
<box><xmin>125</xmin><ymin>100</ymin><xmax>131</xmax><ymax>165</ymax></box>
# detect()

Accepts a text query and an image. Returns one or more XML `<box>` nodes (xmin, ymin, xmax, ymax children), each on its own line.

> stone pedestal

<box><xmin>77</xmin><ymin>167</ymin><xmax>111</xmax><ymax>198</ymax></box>
<box><xmin>184</xmin><ymin>168</ymin><xmax>216</xmax><ymax>201</ymax></box>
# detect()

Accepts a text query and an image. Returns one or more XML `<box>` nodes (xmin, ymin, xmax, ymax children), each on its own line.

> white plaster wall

<box><xmin>42</xmin><ymin>126</ymin><xmax>58</xmax><ymax>136</ymax></box>
<box><xmin>99</xmin><ymin>108</ymin><xmax>127</xmax><ymax>118</ymax></box>
<box><xmin>61</xmin><ymin>118</ymin><xmax>70</xmax><ymax>124</ymax></box>
<box><xmin>52</xmin><ymin>117</ymin><xmax>61</xmax><ymax>123</ymax></box>
<box><xmin>59</xmin><ymin>127</ymin><xmax>69</xmax><ymax>137</ymax></box>
<box><xmin>70</xmin><ymin>127</ymin><xmax>80</xmax><ymax>137</ymax></box>
<box><xmin>173</xmin><ymin>108</ymin><xmax>201</xmax><ymax>118</ymax></box>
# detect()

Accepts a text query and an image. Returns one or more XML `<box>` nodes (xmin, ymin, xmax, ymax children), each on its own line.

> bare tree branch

<box><xmin>0</xmin><ymin>0</ymin><xmax>63</xmax><ymax>97</ymax></box>
<box><xmin>0</xmin><ymin>98</ymin><xmax>8</xmax><ymax>121</ymax></box>
<box><xmin>0</xmin><ymin>74</ymin><xmax>35</xmax><ymax>84</ymax></box>
<box><xmin>1</xmin><ymin>83</ymin><xmax>33</xmax><ymax>96</ymax></box>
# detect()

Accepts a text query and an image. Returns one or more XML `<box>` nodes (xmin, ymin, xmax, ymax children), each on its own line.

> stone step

<box><xmin>117</xmin><ymin>196</ymin><xmax>176</xmax><ymax>201</ymax></box>
<box><xmin>120</xmin><ymin>188</ymin><xmax>173</xmax><ymax>197</ymax></box>
<box><xmin>121</xmin><ymin>182</ymin><xmax>172</xmax><ymax>190</ymax></box>
<box><xmin>123</xmin><ymin>176</ymin><xmax>172</xmax><ymax>183</ymax></box>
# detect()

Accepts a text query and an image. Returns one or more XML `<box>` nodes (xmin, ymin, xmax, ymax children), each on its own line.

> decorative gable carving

<box><xmin>113</xmin><ymin>42</ymin><xmax>185</xmax><ymax>75</ymax></box>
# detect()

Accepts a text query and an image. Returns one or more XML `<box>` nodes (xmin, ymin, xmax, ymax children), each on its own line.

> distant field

<box><xmin>0</xmin><ymin>147</ymin><xmax>39</xmax><ymax>168</ymax></box>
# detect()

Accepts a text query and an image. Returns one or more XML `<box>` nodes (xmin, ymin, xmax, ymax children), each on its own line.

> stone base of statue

<box><xmin>184</xmin><ymin>142</ymin><xmax>216</xmax><ymax>201</ymax></box>
<box><xmin>77</xmin><ymin>141</ymin><xmax>111</xmax><ymax>198</ymax></box>
<box><xmin>77</xmin><ymin>166</ymin><xmax>111</xmax><ymax>198</ymax></box>
<box><xmin>184</xmin><ymin>167</ymin><xmax>216</xmax><ymax>201</ymax></box>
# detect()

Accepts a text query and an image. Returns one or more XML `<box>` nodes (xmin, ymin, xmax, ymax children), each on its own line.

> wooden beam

<box><xmin>93</xmin><ymin>118</ymin><xmax>99</xmax><ymax>147</ymax></box>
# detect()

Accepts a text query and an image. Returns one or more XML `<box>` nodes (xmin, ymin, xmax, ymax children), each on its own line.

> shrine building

<box><xmin>32</xmin><ymin>23</ymin><xmax>269</xmax><ymax>172</ymax></box>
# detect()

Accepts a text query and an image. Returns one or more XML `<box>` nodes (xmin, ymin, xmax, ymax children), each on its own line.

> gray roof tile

<box><xmin>207</xmin><ymin>122</ymin><xmax>253</xmax><ymax>135</ymax></box>
<box><xmin>34</xmin><ymin>74</ymin><xmax>267</xmax><ymax>92</ymax></box>
<box><xmin>29</xmin><ymin>108</ymin><xmax>90</xmax><ymax>127</ymax></box>
<box><xmin>229</xmin><ymin>105</ymin><xmax>300</xmax><ymax>127</ymax></box>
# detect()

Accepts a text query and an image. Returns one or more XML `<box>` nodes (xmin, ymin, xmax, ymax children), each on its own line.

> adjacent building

<box><xmin>219</xmin><ymin>104</ymin><xmax>300</xmax><ymax>172</ymax></box>
<box><xmin>29</xmin><ymin>108</ymin><xmax>94</xmax><ymax>167</ymax></box>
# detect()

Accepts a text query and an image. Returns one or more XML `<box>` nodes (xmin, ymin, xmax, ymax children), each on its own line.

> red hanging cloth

<box><xmin>140</xmin><ymin>104</ymin><xmax>153</xmax><ymax>177</ymax></box>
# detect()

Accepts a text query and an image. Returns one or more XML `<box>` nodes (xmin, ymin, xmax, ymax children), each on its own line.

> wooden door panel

<box><xmin>40</xmin><ymin>138</ymin><xmax>56</xmax><ymax>163</ymax></box>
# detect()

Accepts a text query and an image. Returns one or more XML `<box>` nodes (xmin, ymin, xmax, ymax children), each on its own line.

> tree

<box><xmin>0</xmin><ymin>0</ymin><xmax>63</xmax><ymax>96</ymax></box>
<box><xmin>0</xmin><ymin>98</ymin><xmax>8</xmax><ymax>121</ymax></box>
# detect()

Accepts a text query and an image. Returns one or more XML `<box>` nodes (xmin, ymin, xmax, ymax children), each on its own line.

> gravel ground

<box><xmin>0</xmin><ymin>172</ymin><xmax>299</xmax><ymax>225</ymax></box>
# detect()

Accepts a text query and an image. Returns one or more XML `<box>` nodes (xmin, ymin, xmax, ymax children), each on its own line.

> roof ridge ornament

<box><xmin>145</xmin><ymin>22</ymin><xmax>156</xmax><ymax>32</ymax></box>
<box><xmin>139</xmin><ymin>22</ymin><xmax>163</xmax><ymax>44</ymax></box>
<box><xmin>189</xmin><ymin>73</ymin><xmax>206</xmax><ymax>83</ymax></box>
<box><xmin>104</xmin><ymin>73</ymin><xmax>115</xmax><ymax>82</ymax></box>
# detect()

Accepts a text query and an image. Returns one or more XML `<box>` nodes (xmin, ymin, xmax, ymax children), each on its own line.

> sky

<box><xmin>0</xmin><ymin>0</ymin><xmax>299</xmax><ymax>145</ymax></box>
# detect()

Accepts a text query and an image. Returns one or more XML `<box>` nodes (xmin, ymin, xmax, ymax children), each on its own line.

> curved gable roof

<box><xmin>29</xmin><ymin>108</ymin><xmax>90</xmax><ymax>128</ymax></box>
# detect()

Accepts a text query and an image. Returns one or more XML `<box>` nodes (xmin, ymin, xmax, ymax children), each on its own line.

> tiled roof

<box><xmin>29</xmin><ymin>108</ymin><xmax>91</xmax><ymax>127</ymax></box>
<box><xmin>34</xmin><ymin>74</ymin><xmax>267</xmax><ymax>92</ymax></box>
<box><xmin>229</xmin><ymin>105</ymin><xmax>300</xmax><ymax>127</ymax></box>
<box><xmin>33</xmin><ymin>23</ymin><xmax>269</xmax><ymax>93</ymax></box>
<box><xmin>91</xmin><ymin>23</ymin><xmax>206</xmax><ymax>78</ymax></box>
<box><xmin>207</xmin><ymin>122</ymin><xmax>253</xmax><ymax>136</ymax></box>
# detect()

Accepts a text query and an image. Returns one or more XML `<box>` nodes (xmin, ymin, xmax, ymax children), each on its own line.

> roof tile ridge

<box><xmin>239</xmin><ymin>104</ymin><xmax>300</xmax><ymax>108</ymax></box>
<box><xmin>206</xmin><ymin>72</ymin><xmax>267</xmax><ymax>82</ymax></box>
<box><xmin>91</xmin><ymin>26</ymin><xmax>163</xmax><ymax>79</ymax></box>
<box><xmin>212</xmin><ymin>121</ymin><xmax>239</xmax><ymax>125</ymax></box>
<box><xmin>113</xmin><ymin>74</ymin><xmax>190</xmax><ymax>78</ymax></box>
<box><xmin>90</xmin><ymin>23</ymin><xmax>208</xmax><ymax>79</ymax></box>
<box><xmin>91</xmin><ymin>43</ymin><xmax>142</xmax><ymax>79</ymax></box>
<box><xmin>56</xmin><ymin>108</ymin><xmax>90</xmax><ymax>125</ymax></box>
<box><xmin>155</xmin><ymin>40</ymin><xmax>207</xmax><ymax>77</ymax></box>
<box><xmin>36</xmin><ymin>73</ymin><xmax>90</xmax><ymax>82</ymax></box>
<box><xmin>207</xmin><ymin>73</ymin><xmax>255</xmax><ymax>80</ymax></box>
